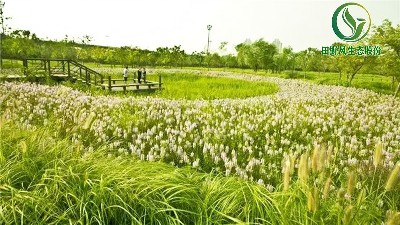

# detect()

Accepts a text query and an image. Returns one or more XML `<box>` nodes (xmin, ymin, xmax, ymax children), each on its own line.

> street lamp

<box><xmin>206</xmin><ymin>25</ymin><xmax>212</xmax><ymax>54</ymax></box>
<box><xmin>105</xmin><ymin>35</ymin><xmax>109</xmax><ymax>47</ymax></box>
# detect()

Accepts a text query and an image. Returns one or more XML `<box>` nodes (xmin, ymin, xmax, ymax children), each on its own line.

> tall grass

<box><xmin>1</xmin><ymin>117</ymin><xmax>399</xmax><ymax>224</ymax></box>
<box><xmin>0</xmin><ymin>119</ymin><xmax>284</xmax><ymax>224</ymax></box>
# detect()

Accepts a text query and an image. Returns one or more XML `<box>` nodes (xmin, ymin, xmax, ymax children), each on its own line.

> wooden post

<box><xmin>86</xmin><ymin>70</ymin><xmax>89</xmax><ymax>85</ymax></box>
<box><xmin>79</xmin><ymin>67</ymin><xmax>82</xmax><ymax>80</ymax></box>
<box><xmin>47</xmin><ymin>60</ymin><xmax>51</xmax><ymax>76</ymax></box>
<box><xmin>123</xmin><ymin>85</ymin><xmax>126</xmax><ymax>94</ymax></box>
<box><xmin>159</xmin><ymin>74</ymin><xmax>162</xmax><ymax>89</ymax></box>
<box><xmin>22</xmin><ymin>59</ymin><xmax>28</xmax><ymax>76</ymax></box>
<box><xmin>67</xmin><ymin>61</ymin><xmax>71</xmax><ymax>77</ymax></box>
<box><xmin>108</xmin><ymin>75</ymin><xmax>112</xmax><ymax>92</ymax></box>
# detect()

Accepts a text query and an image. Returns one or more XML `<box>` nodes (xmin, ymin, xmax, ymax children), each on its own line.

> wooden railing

<box><xmin>22</xmin><ymin>58</ymin><xmax>104</xmax><ymax>86</ymax></box>
<box><xmin>20</xmin><ymin>58</ymin><xmax>162</xmax><ymax>92</ymax></box>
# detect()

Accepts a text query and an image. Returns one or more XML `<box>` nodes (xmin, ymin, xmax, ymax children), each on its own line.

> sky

<box><xmin>4</xmin><ymin>0</ymin><xmax>400</xmax><ymax>54</ymax></box>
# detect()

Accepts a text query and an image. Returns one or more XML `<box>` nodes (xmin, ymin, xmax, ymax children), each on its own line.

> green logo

<box><xmin>332</xmin><ymin>2</ymin><xmax>371</xmax><ymax>42</ymax></box>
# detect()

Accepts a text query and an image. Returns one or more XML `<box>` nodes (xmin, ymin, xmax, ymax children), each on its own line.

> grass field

<box><xmin>180</xmin><ymin>67</ymin><xmax>396</xmax><ymax>95</ymax></box>
<box><xmin>62</xmin><ymin>70</ymin><xmax>279</xmax><ymax>99</ymax></box>
<box><xmin>94</xmin><ymin>65</ymin><xmax>396</xmax><ymax>96</ymax></box>
<box><xmin>1</xmin><ymin>62</ymin><xmax>400</xmax><ymax>224</ymax></box>
<box><xmin>146</xmin><ymin>72</ymin><xmax>279</xmax><ymax>99</ymax></box>
<box><xmin>1</xmin><ymin>74</ymin><xmax>400</xmax><ymax>224</ymax></box>
<box><xmin>0</xmin><ymin>58</ymin><xmax>396</xmax><ymax>96</ymax></box>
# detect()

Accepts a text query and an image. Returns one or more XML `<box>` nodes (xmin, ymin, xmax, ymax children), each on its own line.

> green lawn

<box><xmin>283</xmin><ymin>71</ymin><xmax>395</xmax><ymax>94</ymax></box>
<box><xmin>94</xmin><ymin>68</ymin><xmax>395</xmax><ymax>98</ymax></box>
<box><xmin>146</xmin><ymin>72</ymin><xmax>279</xmax><ymax>99</ymax></box>
<box><xmin>182</xmin><ymin>67</ymin><xmax>396</xmax><ymax>95</ymax></box>
<box><xmin>73</xmin><ymin>70</ymin><xmax>279</xmax><ymax>99</ymax></box>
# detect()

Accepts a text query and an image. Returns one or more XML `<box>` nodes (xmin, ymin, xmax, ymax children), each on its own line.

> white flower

<box><xmin>377</xmin><ymin>199</ymin><xmax>384</xmax><ymax>208</ymax></box>
<box><xmin>266</xmin><ymin>184</ymin><xmax>274</xmax><ymax>192</ymax></box>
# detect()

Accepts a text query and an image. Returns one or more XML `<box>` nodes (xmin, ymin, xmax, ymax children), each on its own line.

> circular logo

<box><xmin>332</xmin><ymin>2</ymin><xmax>371</xmax><ymax>42</ymax></box>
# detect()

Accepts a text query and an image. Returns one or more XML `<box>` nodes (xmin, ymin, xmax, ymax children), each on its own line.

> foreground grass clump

<box><xmin>1</xmin><ymin>119</ymin><xmax>400</xmax><ymax>225</ymax></box>
<box><xmin>0</xmin><ymin>120</ymin><xmax>283</xmax><ymax>224</ymax></box>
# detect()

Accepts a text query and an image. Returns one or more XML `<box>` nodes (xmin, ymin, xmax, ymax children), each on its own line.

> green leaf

<box><xmin>342</xmin><ymin>8</ymin><xmax>357</xmax><ymax>35</ymax></box>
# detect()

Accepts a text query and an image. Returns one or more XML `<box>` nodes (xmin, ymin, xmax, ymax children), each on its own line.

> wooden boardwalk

<box><xmin>107</xmin><ymin>85</ymin><xmax>158</xmax><ymax>92</ymax></box>
<box><xmin>1</xmin><ymin>59</ymin><xmax>162</xmax><ymax>93</ymax></box>
<box><xmin>101</xmin><ymin>76</ymin><xmax>162</xmax><ymax>93</ymax></box>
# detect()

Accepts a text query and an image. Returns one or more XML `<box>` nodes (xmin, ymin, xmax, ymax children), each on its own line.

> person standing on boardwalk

<box><xmin>123</xmin><ymin>66</ymin><xmax>128</xmax><ymax>83</ymax></box>
<box><xmin>137</xmin><ymin>68</ymin><xmax>142</xmax><ymax>83</ymax></box>
<box><xmin>142</xmin><ymin>67</ymin><xmax>147</xmax><ymax>83</ymax></box>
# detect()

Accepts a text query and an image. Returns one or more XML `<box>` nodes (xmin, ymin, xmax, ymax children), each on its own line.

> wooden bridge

<box><xmin>3</xmin><ymin>59</ymin><xmax>162</xmax><ymax>93</ymax></box>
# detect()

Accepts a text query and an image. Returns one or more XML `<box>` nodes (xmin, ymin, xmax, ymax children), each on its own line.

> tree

<box><xmin>371</xmin><ymin>19</ymin><xmax>400</xmax><ymax>96</ymax></box>
<box><xmin>104</xmin><ymin>48</ymin><xmax>117</xmax><ymax>67</ymax></box>
<box><xmin>0</xmin><ymin>0</ymin><xmax>11</xmax><ymax>71</ymax></box>
<box><xmin>343</xmin><ymin>54</ymin><xmax>367</xmax><ymax>86</ymax></box>
<box><xmin>374</xmin><ymin>51</ymin><xmax>400</xmax><ymax>90</ymax></box>
<box><xmin>116</xmin><ymin>46</ymin><xmax>131</xmax><ymax>67</ymax></box>
<box><xmin>3</xmin><ymin>30</ymin><xmax>38</xmax><ymax>59</ymax></box>
<box><xmin>80</xmin><ymin>35</ymin><xmax>93</xmax><ymax>45</ymax></box>
<box><xmin>253</xmin><ymin>39</ymin><xmax>277</xmax><ymax>71</ymax></box>
<box><xmin>329</xmin><ymin>43</ymin><xmax>373</xmax><ymax>86</ymax></box>
<box><xmin>146</xmin><ymin>51</ymin><xmax>157</xmax><ymax>67</ymax></box>
<box><xmin>235</xmin><ymin>39</ymin><xmax>277</xmax><ymax>72</ymax></box>
<box><xmin>189</xmin><ymin>51</ymin><xmax>205</xmax><ymax>67</ymax></box>
<box><xmin>171</xmin><ymin>45</ymin><xmax>185</xmax><ymax>68</ymax></box>
<box><xmin>40</xmin><ymin>42</ymin><xmax>53</xmax><ymax>59</ymax></box>
<box><xmin>79</xmin><ymin>35</ymin><xmax>93</xmax><ymax>64</ymax></box>
<box><xmin>308</xmin><ymin>48</ymin><xmax>324</xmax><ymax>73</ymax></box>
<box><xmin>235</xmin><ymin>42</ymin><xmax>251</xmax><ymax>69</ymax></box>
<box><xmin>205</xmin><ymin>53</ymin><xmax>222</xmax><ymax>68</ymax></box>
<box><xmin>222</xmin><ymin>54</ymin><xmax>237</xmax><ymax>68</ymax></box>
<box><xmin>127</xmin><ymin>48</ymin><xmax>140</xmax><ymax>68</ymax></box>
<box><xmin>297</xmin><ymin>49</ymin><xmax>312</xmax><ymax>78</ymax></box>
<box><xmin>219</xmin><ymin>41</ymin><xmax>228</xmax><ymax>53</ymax></box>
<box><xmin>156</xmin><ymin>47</ymin><xmax>171</xmax><ymax>67</ymax></box>
<box><xmin>273</xmin><ymin>47</ymin><xmax>295</xmax><ymax>73</ymax></box>
<box><xmin>218</xmin><ymin>41</ymin><xmax>229</xmax><ymax>69</ymax></box>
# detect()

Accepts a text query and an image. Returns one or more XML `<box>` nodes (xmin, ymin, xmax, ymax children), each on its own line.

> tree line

<box><xmin>1</xmin><ymin>20</ymin><xmax>399</xmax><ymax>93</ymax></box>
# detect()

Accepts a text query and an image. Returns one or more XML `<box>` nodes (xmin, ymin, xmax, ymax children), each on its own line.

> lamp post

<box><xmin>206</xmin><ymin>25</ymin><xmax>212</xmax><ymax>54</ymax></box>
<box><xmin>105</xmin><ymin>35</ymin><xmax>109</xmax><ymax>47</ymax></box>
